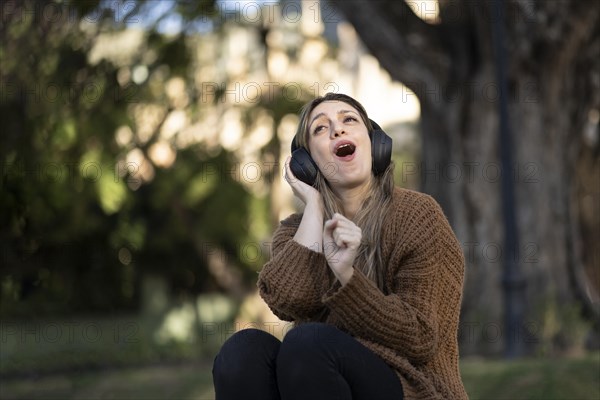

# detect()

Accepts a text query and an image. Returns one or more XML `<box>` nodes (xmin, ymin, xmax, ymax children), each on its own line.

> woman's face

<box><xmin>307</xmin><ymin>100</ymin><xmax>372</xmax><ymax>191</ymax></box>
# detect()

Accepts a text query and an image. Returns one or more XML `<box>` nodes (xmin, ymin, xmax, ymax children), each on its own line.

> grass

<box><xmin>460</xmin><ymin>353</ymin><xmax>600</xmax><ymax>400</ymax></box>
<box><xmin>0</xmin><ymin>361</ymin><xmax>216</xmax><ymax>400</ymax></box>
<box><xmin>0</xmin><ymin>354</ymin><xmax>598</xmax><ymax>400</ymax></box>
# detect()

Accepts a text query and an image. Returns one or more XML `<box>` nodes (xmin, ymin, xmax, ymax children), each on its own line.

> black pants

<box><xmin>212</xmin><ymin>322</ymin><xmax>404</xmax><ymax>400</ymax></box>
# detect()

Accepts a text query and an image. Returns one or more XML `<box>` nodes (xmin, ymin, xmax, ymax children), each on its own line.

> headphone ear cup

<box><xmin>369</xmin><ymin>121</ymin><xmax>393</xmax><ymax>175</ymax></box>
<box><xmin>290</xmin><ymin>137</ymin><xmax>319</xmax><ymax>186</ymax></box>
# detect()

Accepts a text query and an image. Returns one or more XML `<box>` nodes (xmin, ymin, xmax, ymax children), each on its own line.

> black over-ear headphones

<box><xmin>290</xmin><ymin>119</ymin><xmax>392</xmax><ymax>186</ymax></box>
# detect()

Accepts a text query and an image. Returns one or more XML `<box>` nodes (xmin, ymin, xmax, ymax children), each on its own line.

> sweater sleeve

<box><xmin>322</xmin><ymin>194</ymin><xmax>462</xmax><ymax>365</ymax></box>
<box><xmin>257</xmin><ymin>213</ymin><xmax>332</xmax><ymax>321</ymax></box>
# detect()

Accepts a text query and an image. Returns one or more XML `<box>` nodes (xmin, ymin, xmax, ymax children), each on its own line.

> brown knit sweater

<box><xmin>257</xmin><ymin>187</ymin><xmax>468</xmax><ymax>399</ymax></box>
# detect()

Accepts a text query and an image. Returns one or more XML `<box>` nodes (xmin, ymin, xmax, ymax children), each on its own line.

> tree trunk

<box><xmin>333</xmin><ymin>0</ymin><xmax>600</xmax><ymax>355</ymax></box>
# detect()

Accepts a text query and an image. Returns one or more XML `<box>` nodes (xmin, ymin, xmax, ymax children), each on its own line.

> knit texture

<box><xmin>258</xmin><ymin>187</ymin><xmax>468</xmax><ymax>399</ymax></box>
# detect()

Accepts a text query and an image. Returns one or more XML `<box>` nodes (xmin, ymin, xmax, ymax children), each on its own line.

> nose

<box><xmin>331</xmin><ymin>122</ymin><xmax>345</xmax><ymax>138</ymax></box>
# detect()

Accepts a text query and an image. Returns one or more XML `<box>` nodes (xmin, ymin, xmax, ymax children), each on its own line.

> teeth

<box><xmin>335</xmin><ymin>143</ymin><xmax>355</xmax><ymax>157</ymax></box>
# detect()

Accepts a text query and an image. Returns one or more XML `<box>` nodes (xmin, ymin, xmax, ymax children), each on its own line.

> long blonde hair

<box><xmin>294</xmin><ymin>93</ymin><xmax>395</xmax><ymax>292</ymax></box>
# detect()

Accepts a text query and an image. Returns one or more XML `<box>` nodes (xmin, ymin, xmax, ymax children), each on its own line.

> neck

<box><xmin>333</xmin><ymin>181</ymin><xmax>371</xmax><ymax>220</ymax></box>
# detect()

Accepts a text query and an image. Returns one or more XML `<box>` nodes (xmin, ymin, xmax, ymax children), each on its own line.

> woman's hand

<box><xmin>286</xmin><ymin>156</ymin><xmax>325</xmax><ymax>252</ymax></box>
<box><xmin>284</xmin><ymin>156</ymin><xmax>322</xmax><ymax>207</ymax></box>
<box><xmin>323</xmin><ymin>213</ymin><xmax>360</xmax><ymax>285</ymax></box>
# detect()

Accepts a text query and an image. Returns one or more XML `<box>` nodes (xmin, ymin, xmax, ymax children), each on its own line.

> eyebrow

<box><xmin>309</xmin><ymin>109</ymin><xmax>358</xmax><ymax>129</ymax></box>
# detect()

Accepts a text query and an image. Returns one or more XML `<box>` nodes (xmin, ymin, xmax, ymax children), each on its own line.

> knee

<box><xmin>213</xmin><ymin>329</ymin><xmax>280</xmax><ymax>379</ymax></box>
<box><xmin>277</xmin><ymin>323</ymin><xmax>341</xmax><ymax>383</ymax></box>
<box><xmin>281</xmin><ymin>323</ymin><xmax>339</xmax><ymax>349</ymax></box>
<box><xmin>278</xmin><ymin>323</ymin><xmax>340</xmax><ymax>363</ymax></box>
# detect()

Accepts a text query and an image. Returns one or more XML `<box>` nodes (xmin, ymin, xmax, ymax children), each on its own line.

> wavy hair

<box><xmin>294</xmin><ymin>93</ymin><xmax>395</xmax><ymax>292</ymax></box>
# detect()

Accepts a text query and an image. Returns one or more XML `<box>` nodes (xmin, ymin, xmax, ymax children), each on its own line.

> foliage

<box><xmin>0</xmin><ymin>0</ymin><xmax>299</xmax><ymax>317</ymax></box>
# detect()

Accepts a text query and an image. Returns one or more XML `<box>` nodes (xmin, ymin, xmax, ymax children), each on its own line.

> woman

<box><xmin>212</xmin><ymin>93</ymin><xmax>468</xmax><ymax>399</ymax></box>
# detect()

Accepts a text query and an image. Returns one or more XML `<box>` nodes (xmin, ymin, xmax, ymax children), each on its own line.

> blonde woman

<box><xmin>212</xmin><ymin>93</ymin><xmax>468</xmax><ymax>400</ymax></box>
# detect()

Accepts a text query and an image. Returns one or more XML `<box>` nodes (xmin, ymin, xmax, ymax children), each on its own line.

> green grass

<box><xmin>0</xmin><ymin>362</ymin><xmax>216</xmax><ymax>400</ymax></box>
<box><xmin>460</xmin><ymin>353</ymin><xmax>600</xmax><ymax>400</ymax></box>
<box><xmin>1</xmin><ymin>354</ymin><xmax>598</xmax><ymax>400</ymax></box>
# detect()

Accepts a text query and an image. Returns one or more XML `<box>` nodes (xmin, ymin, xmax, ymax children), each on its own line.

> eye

<box><xmin>344</xmin><ymin>116</ymin><xmax>358</xmax><ymax>123</ymax></box>
<box><xmin>313</xmin><ymin>124</ymin><xmax>327</xmax><ymax>135</ymax></box>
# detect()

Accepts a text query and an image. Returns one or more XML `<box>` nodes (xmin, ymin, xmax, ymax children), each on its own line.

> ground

<box><xmin>1</xmin><ymin>354</ymin><xmax>598</xmax><ymax>400</ymax></box>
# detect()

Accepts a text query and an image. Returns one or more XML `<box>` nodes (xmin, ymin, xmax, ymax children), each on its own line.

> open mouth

<box><xmin>335</xmin><ymin>143</ymin><xmax>356</xmax><ymax>157</ymax></box>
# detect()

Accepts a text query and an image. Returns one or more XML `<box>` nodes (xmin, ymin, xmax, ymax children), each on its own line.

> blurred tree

<box><xmin>333</xmin><ymin>0</ymin><xmax>599</xmax><ymax>356</ymax></box>
<box><xmin>0</xmin><ymin>0</ymin><xmax>293</xmax><ymax>318</ymax></box>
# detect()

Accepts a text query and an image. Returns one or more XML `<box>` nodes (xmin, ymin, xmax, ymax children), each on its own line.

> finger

<box><xmin>332</xmin><ymin>214</ymin><xmax>360</xmax><ymax>230</ymax></box>
<box><xmin>332</xmin><ymin>213</ymin><xmax>349</xmax><ymax>222</ymax></box>
<box><xmin>324</xmin><ymin>219</ymin><xmax>338</xmax><ymax>232</ymax></box>
<box><xmin>332</xmin><ymin>228</ymin><xmax>349</xmax><ymax>242</ymax></box>
<box><xmin>323</xmin><ymin>220</ymin><xmax>336</xmax><ymax>242</ymax></box>
<box><xmin>332</xmin><ymin>225</ymin><xmax>357</xmax><ymax>235</ymax></box>
<box><xmin>333</xmin><ymin>231</ymin><xmax>361</xmax><ymax>248</ymax></box>
<box><xmin>332</xmin><ymin>224</ymin><xmax>361</xmax><ymax>239</ymax></box>
<box><xmin>332</xmin><ymin>233</ymin><xmax>346</xmax><ymax>248</ymax></box>
<box><xmin>284</xmin><ymin>157</ymin><xmax>292</xmax><ymax>182</ymax></box>
<box><xmin>331</xmin><ymin>224</ymin><xmax>361</xmax><ymax>240</ymax></box>
<box><xmin>285</xmin><ymin>157</ymin><xmax>301</xmax><ymax>184</ymax></box>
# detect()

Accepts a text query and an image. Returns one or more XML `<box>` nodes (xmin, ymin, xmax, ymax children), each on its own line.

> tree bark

<box><xmin>333</xmin><ymin>0</ymin><xmax>600</xmax><ymax>355</ymax></box>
